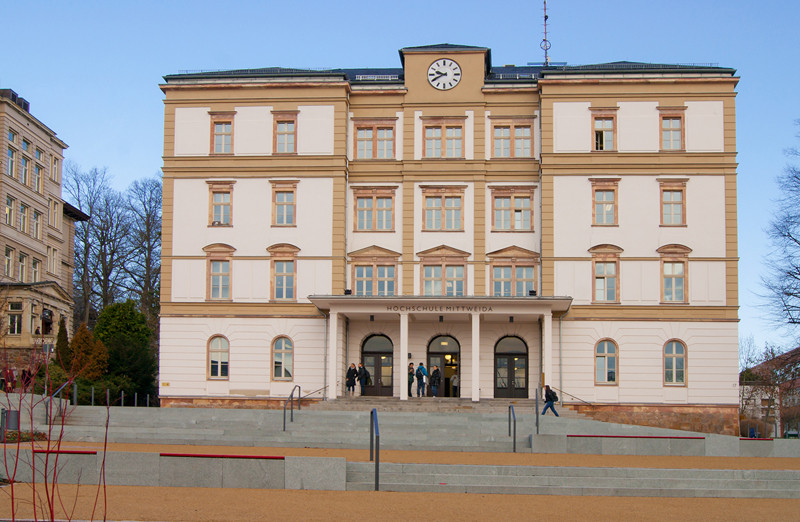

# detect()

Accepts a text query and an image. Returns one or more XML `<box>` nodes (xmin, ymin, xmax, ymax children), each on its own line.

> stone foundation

<box><xmin>160</xmin><ymin>396</ymin><xmax>321</xmax><ymax>409</ymax></box>
<box><xmin>566</xmin><ymin>403</ymin><xmax>739</xmax><ymax>435</ymax></box>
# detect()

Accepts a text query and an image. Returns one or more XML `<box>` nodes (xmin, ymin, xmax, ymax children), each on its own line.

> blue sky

<box><xmin>3</xmin><ymin>0</ymin><xmax>798</xmax><ymax>350</ymax></box>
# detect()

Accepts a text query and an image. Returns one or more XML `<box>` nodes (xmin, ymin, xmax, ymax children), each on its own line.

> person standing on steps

<box><xmin>345</xmin><ymin>363</ymin><xmax>358</xmax><ymax>397</ymax></box>
<box><xmin>541</xmin><ymin>384</ymin><xmax>559</xmax><ymax>416</ymax></box>
<box><xmin>408</xmin><ymin>362</ymin><xmax>415</xmax><ymax>397</ymax></box>
<box><xmin>357</xmin><ymin>362</ymin><xmax>369</xmax><ymax>396</ymax></box>
<box><xmin>451</xmin><ymin>372</ymin><xmax>459</xmax><ymax>397</ymax></box>
<box><xmin>415</xmin><ymin>362</ymin><xmax>427</xmax><ymax>397</ymax></box>
<box><xmin>430</xmin><ymin>365</ymin><xmax>441</xmax><ymax>397</ymax></box>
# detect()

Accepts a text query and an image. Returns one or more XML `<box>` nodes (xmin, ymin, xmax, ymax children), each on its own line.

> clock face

<box><xmin>427</xmin><ymin>58</ymin><xmax>462</xmax><ymax>90</ymax></box>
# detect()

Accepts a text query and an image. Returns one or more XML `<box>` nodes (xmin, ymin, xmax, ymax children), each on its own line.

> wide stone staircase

<box><xmin>345</xmin><ymin>461</ymin><xmax>800</xmax><ymax>498</ymax></box>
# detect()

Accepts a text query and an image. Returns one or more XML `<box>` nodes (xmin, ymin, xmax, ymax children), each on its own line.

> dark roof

<box><xmin>541</xmin><ymin>61</ymin><xmax>736</xmax><ymax>76</ymax></box>
<box><xmin>63</xmin><ymin>201</ymin><xmax>90</xmax><ymax>222</ymax></box>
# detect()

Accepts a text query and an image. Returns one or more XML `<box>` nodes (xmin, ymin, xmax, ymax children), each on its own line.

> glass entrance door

<box><xmin>363</xmin><ymin>354</ymin><xmax>393</xmax><ymax>396</ymax></box>
<box><xmin>427</xmin><ymin>353</ymin><xmax>458</xmax><ymax>397</ymax></box>
<box><xmin>494</xmin><ymin>355</ymin><xmax>527</xmax><ymax>398</ymax></box>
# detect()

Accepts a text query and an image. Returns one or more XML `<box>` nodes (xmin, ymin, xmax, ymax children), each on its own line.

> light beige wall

<box><xmin>234</xmin><ymin>106</ymin><xmax>271</xmax><ymax>155</ymax></box>
<box><xmin>174</xmin><ymin>107</ymin><xmax>210</xmax><ymax>156</ymax></box>
<box><xmin>617</xmin><ymin>101</ymin><xmax>659</xmax><ymax>151</ymax></box>
<box><xmin>685</xmin><ymin>101</ymin><xmax>724</xmax><ymax>152</ymax></box>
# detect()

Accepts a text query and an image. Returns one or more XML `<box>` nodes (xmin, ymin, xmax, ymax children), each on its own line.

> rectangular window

<box><xmin>34</xmin><ymin>165</ymin><xmax>43</xmax><ymax>192</ymax></box>
<box><xmin>47</xmin><ymin>246</ymin><xmax>59</xmax><ymax>275</ymax></box>
<box><xmin>209</xmin><ymin>260</ymin><xmax>230</xmax><ymax>299</ymax></box>
<box><xmin>355</xmin><ymin>126</ymin><xmax>395</xmax><ymax>159</ymax></box>
<box><xmin>662</xmin><ymin>117</ymin><xmax>682</xmax><ymax>150</ymax></box>
<box><xmin>8</xmin><ymin>130</ymin><xmax>17</xmax><ymax>143</ymax></box>
<box><xmin>422</xmin><ymin>265</ymin><xmax>442</xmax><ymax>296</ymax></box>
<box><xmin>663</xmin><ymin>261</ymin><xmax>686</xmax><ymax>303</ymax></box>
<box><xmin>32</xmin><ymin>259</ymin><xmax>40</xmax><ymax>282</ymax></box>
<box><xmin>422</xmin><ymin>264</ymin><xmax>464</xmax><ymax>296</ymax></box>
<box><xmin>274</xmin><ymin>190</ymin><xmax>295</xmax><ymax>226</ymax></box>
<box><xmin>5</xmin><ymin>247</ymin><xmax>13</xmax><ymax>276</ymax></box>
<box><xmin>18</xmin><ymin>253</ymin><xmax>27</xmax><ymax>282</ymax></box>
<box><xmin>35</xmin><ymin>148</ymin><xmax>43</xmax><ymax>161</ymax></box>
<box><xmin>49</xmin><ymin>199</ymin><xmax>60</xmax><ymax>229</ymax></box>
<box><xmin>5</xmin><ymin>196</ymin><xmax>14</xmax><ymax>226</ymax></box>
<box><xmin>20</xmin><ymin>157</ymin><xmax>30</xmax><ymax>185</ymax></box>
<box><xmin>213</xmin><ymin>122</ymin><xmax>232</xmax><ymax>154</ymax></box>
<box><xmin>274</xmin><ymin>260</ymin><xmax>295</xmax><ymax>300</ymax></box>
<box><xmin>593</xmin><ymin>116</ymin><xmax>615</xmax><ymax>151</ymax></box>
<box><xmin>376</xmin><ymin>265</ymin><xmax>395</xmax><ymax>296</ymax></box>
<box><xmin>353</xmin><ymin>265</ymin><xmax>396</xmax><ymax>296</ymax></box>
<box><xmin>8</xmin><ymin>302</ymin><xmax>23</xmax><ymax>335</ymax></box>
<box><xmin>355</xmin><ymin>195</ymin><xmax>393</xmax><ymax>231</ymax></box>
<box><xmin>594</xmin><ymin>261</ymin><xmax>618</xmax><ymax>302</ymax></box>
<box><xmin>356</xmin><ymin>128</ymin><xmax>373</xmax><ymax>159</ymax></box>
<box><xmin>19</xmin><ymin>204</ymin><xmax>28</xmax><ymax>233</ymax></box>
<box><xmin>424</xmin><ymin>123</ymin><xmax>463</xmax><ymax>158</ymax></box>
<box><xmin>444</xmin><ymin>265</ymin><xmax>464</xmax><ymax>296</ymax></box>
<box><xmin>32</xmin><ymin>211</ymin><xmax>42</xmax><ymax>239</ymax></box>
<box><xmin>51</xmin><ymin>157</ymin><xmax>59</xmax><ymax>182</ymax></box>
<box><xmin>491</xmin><ymin>264</ymin><xmax>535</xmax><ymax>296</ymax></box>
<box><xmin>493</xmin><ymin>124</ymin><xmax>532</xmax><ymax>158</ymax></box>
<box><xmin>211</xmin><ymin>191</ymin><xmax>231</xmax><ymax>225</ymax></box>
<box><xmin>354</xmin><ymin>265</ymin><xmax>373</xmax><ymax>296</ymax></box>
<box><xmin>275</xmin><ymin>119</ymin><xmax>297</xmax><ymax>154</ymax></box>
<box><xmin>424</xmin><ymin>196</ymin><xmax>462</xmax><ymax>231</ymax></box>
<box><xmin>660</xmin><ymin>184</ymin><xmax>686</xmax><ymax>226</ymax></box>
<box><xmin>493</xmin><ymin>193</ymin><xmax>533</xmax><ymax>231</ymax></box>
<box><xmin>6</xmin><ymin>148</ymin><xmax>15</xmax><ymax>177</ymax></box>
<box><xmin>492</xmin><ymin>266</ymin><xmax>512</xmax><ymax>296</ymax></box>
<box><xmin>21</xmin><ymin>140</ymin><xmax>30</xmax><ymax>152</ymax></box>
<box><xmin>590</xmin><ymin>178</ymin><xmax>620</xmax><ymax>226</ymax></box>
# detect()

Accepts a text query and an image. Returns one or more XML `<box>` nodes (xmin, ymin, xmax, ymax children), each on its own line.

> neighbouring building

<box><xmin>740</xmin><ymin>346</ymin><xmax>800</xmax><ymax>437</ymax></box>
<box><xmin>159</xmin><ymin>44</ymin><xmax>740</xmax><ymax>434</ymax></box>
<box><xmin>0</xmin><ymin>89</ymin><xmax>88</xmax><ymax>377</ymax></box>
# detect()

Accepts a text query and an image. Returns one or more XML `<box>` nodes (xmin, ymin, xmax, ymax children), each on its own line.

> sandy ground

<box><xmin>1</xmin><ymin>442</ymin><xmax>799</xmax><ymax>520</ymax></box>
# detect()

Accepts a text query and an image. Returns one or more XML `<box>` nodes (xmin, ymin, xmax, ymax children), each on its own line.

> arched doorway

<box><xmin>427</xmin><ymin>335</ymin><xmax>460</xmax><ymax>397</ymax></box>
<box><xmin>361</xmin><ymin>334</ymin><xmax>393</xmax><ymax>396</ymax></box>
<box><xmin>494</xmin><ymin>336</ymin><xmax>528</xmax><ymax>398</ymax></box>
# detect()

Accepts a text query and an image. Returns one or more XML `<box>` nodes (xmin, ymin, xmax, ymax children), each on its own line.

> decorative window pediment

<box><xmin>588</xmin><ymin>244</ymin><xmax>623</xmax><ymax>255</ymax></box>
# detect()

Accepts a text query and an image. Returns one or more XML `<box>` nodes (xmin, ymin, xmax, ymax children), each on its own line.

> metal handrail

<box><xmin>508</xmin><ymin>405</ymin><xmax>517</xmax><ymax>453</ymax></box>
<box><xmin>535</xmin><ymin>388</ymin><xmax>540</xmax><ymax>435</ymax></box>
<box><xmin>282</xmin><ymin>385</ymin><xmax>302</xmax><ymax>432</ymax></box>
<box><xmin>301</xmin><ymin>385</ymin><xmax>328</xmax><ymax>400</ymax></box>
<box><xmin>551</xmin><ymin>386</ymin><xmax>592</xmax><ymax>406</ymax></box>
<box><xmin>369</xmin><ymin>408</ymin><xmax>380</xmax><ymax>491</ymax></box>
<box><xmin>44</xmin><ymin>380</ymin><xmax>73</xmax><ymax>423</ymax></box>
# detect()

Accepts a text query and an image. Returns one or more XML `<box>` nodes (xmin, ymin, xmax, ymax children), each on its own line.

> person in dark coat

<box><xmin>345</xmin><ymin>363</ymin><xmax>358</xmax><ymax>396</ymax></box>
<box><xmin>430</xmin><ymin>365</ymin><xmax>442</xmax><ymax>397</ymax></box>
<box><xmin>357</xmin><ymin>363</ymin><xmax>369</xmax><ymax>395</ymax></box>
<box><xmin>415</xmin><ymin>362</ymin><xmax>427</xmax><ymax>397</ymax></box>
<box><xmin>408</xmin><ymin>363</ymin><xmax>415</xmax><ymax>397</ymax></box>
<box><xmin>541</xmin><ymin>384</ymin><xmax>559</xmax><ymax>416</ymax></box>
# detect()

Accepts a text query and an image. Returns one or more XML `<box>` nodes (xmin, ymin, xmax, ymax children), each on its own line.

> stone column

<box><xmin>327</xmin><ymin>311</ymin><xmax>339</xmax><ymax>400</ymax></box>
<box><xmin>471</xmin><ymin>312</ymin><xmax>480</xmax><ymax>402</ymax></box>
<box><xmin>399</xmin><ymin>312</ymin><xmax>409</xmax><ymax>400</ymax></box>
<box><xmin>542</xmin><ymin>311</ymin><xmax>553</xmax><ymax>391</ymax></box>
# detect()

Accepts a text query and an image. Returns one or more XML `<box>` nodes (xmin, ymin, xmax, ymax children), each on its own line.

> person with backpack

<box><xmin>408</xmin><ymin>362</ymin><xmax>415</xmax><ymax>397</ymax></box>
<box><xmin>430</xmin><ymin>365</ymin><xmax>442</xmax><ymax>397</ymax></box>
<box><xmin>541</xmin><ymin>384</ymin><xmax>559</xmax><ymax>416</ymax></box>
<box><xmin>415</xmin><ymin>362</ymin><xmax>428</xmax><ymax>397</ymax></box>
<box><xmin>357</xmin><ymin>362</ymin><xmax>369</xmax><ymax>396</ymax></box>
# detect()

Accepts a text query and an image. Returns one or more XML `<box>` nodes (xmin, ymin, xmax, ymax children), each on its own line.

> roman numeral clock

<box><xmin>427</xmin><ymin>59</ymin><xmax>462</xmax><ymax>90</ymax></box>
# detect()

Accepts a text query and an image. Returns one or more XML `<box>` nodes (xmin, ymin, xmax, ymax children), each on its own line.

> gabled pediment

<box><xmin>416</xmin><ymin>245</ymin><xmax>470</xmax><ymax>259</ymax></box>
<box><xmin>0</xmin><ymin>281</ymin><xmax>74</xmax><ymax>305</ymax></box>
<box><xmin>486</xmin><ymin>246</ymin><xmax>540</xmax><ymax>260</ymax></box>
<box><xmin>348</xmin><ymin>245</ymin><xmax>401</xmax><ymax>259</ymax></box>
<box><xmin>203</xmin><ymin>243</ymin><xmax>236</xmax><ymax>254</ymax></box>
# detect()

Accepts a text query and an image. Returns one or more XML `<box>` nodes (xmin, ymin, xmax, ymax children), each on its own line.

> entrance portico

<box><xmin>310</xmin><ymin>296</ymin><xmax>572</xmax><ymax>402</ymax></box>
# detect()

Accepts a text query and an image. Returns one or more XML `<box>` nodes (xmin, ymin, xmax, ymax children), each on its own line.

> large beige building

<box><xmin>1</xmin><ymin>89</ymin><xmax>87</xmax><ymax>373</ymax></box>
<box><xmin>159</xmin><ymin>44</ymin><xmax>740</xmax><ymax>434</ymax></box>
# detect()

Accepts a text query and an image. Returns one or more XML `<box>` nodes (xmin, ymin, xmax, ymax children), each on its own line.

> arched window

<box><xmin>208</xmin><ymin>336</ymin><xmax>229</xmax><ymax>379</ymax></box>
<box><xmin>428</xmin><ymin>335</ymin><xmax>460</xmax><ymax>353</ymax></box>
<box><xmin>363</xmin><ymin>334</ymin><xmax>393</xmax><ymax>352</ymax></box>
<box><xmin>595</xmin><ymin>339</ymin><xmax>617</xmax><ymax>384</ymax></box>
<box><xmin>495</xmin><ymin>336</ymin><xmax>527</xmax><ymax>354</ymax></box>
<box><xmin>273</xmin><ymin>336</ymin><xmax>293</xmax><ymax>380</ymax></box>
<box><xmin>664</xmin><ymin>340</ymin><xmax>686</xmax><ymax>385</ymax></box>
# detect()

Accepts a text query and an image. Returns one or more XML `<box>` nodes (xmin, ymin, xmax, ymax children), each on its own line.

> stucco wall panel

<box><xmin>553</xmin><ymin>102</ymin><xmax>590</xmax><ymax>153</ymax></box>
<box><xmin>617</xmin><ymin>101</ymin><xmax>658</xmax><ymax>152</ymax></box>
<box><xmin>174</xmin><ymin>107</ymin><xmax>210</xmax><ymax>156</ymax></box>
<box><xmin>234</xmin><ymin>106</ymin><xmax>271</xmax><ymax>155</ymax></box>
<box><xmin>685</xmin><ymin>101</ymin><xmax>724</xmax><ymax>152</ymax></box>
<box><xmin>297</xmin><ymin>105</ymin><xmax>334</xmax><ymax>155</ymax></box>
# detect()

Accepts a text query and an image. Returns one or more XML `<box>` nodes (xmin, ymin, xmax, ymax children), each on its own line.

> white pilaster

<box><xmin>400</xmin><ymin>312</ymin><xmax>409</xmax><ymax>401</ymax></box>
<box><xmin>542</xmin><ymin>311</ymin><xmax>553</xmax><ymax>390</ymax></box>
<box><xmin>328</xmin><ymin>311</ymin><xmax>339</xmax><ymax>399</ymax></box>
<box><xmin>471</xmin><ymin>313</ymin><xmax>480</xmax><ymax>402</ymax></box>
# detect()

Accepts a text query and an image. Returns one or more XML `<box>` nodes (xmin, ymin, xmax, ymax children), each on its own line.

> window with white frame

<box><xmin>595</xmin><ymin>339</ymin><xmax>617</xmax><ymax>384</ymax></box>
<box><xmin>422</xmin><ymin>186</ymin><xmax>465</xmax><ymax>231</ymax></box>
<box><xmin>492</xmin><ymin>119</ymin><xmax>533</xmax><ymax>158</ymax></box>
<box><xmin>273</xmin><ymin>111</ymin><xmax>298</xmax><ymax>154</ymax></box>
<box><xmin>659</xmin><ymin>179</ymin><xmax>687</xmax><ymax>226</ymax></box>
<box><xmin>209</xmin><ymin>112</ymin><xmax>235</xmax><ymax>154</ymax></box>
<box><xmin>208</xmin><ymin>336</ymin><xmax>229</xmax><ymax>379</ymax></box>
<box><xmin>31</xmin><ymin>258</ymin><xmax>40</xmax><ymax>282</ymax></box>
<box><xmin>5</xmin><ymin>195</ymin><xmax>14</xmax><ymax>226</ymax></box>
<box><xmin>355</xmin><ymin>120</ymin><xmax>395</xmax><ymax>159</ymax></box>
<box><xmin>207</xmin><ymin>180</ymin><xmax>235</xmax><ymax>226</ymax></box>
<box><xmin>8</xmin><ymin>302</ymin><xmax>23</xmax><ymax>335</ymax></box>
<box><xmin>271</xmin><ymin>180</ymin><xmax>297</xmax><ymax>227</ymax></box>
<box><xmin>664</xmin><ymin>340</ymin><xmax>686</xmax><ymax>385</ymax></box>
<box><xmin>32</xmin><ymin>210</ymin><xmax>41</xmax><ymax>239</ymax></box>
<box><xmin>423</xmin><ymin>117</ymin><xmax>465</xmax><ymax>158</ymax></box>
<box><xmin>5</xmin><ymin>246</ymin><xmax>13</xmax><ymax>276</ymax></box>
<box><xmin>590</xmin><ymin>178</ymin><xmax>620</xmax><ymax>226</ymax></box>
<box><xmin>17</xmin><ymin>253</ymin><xmax>27</xmax><ymax>282</ymax></box>
<box><xmin>491</xmin><ymin>186</ymin><xmax>534</xmax><ymax>231</ymax></box>
<box><xmin>7</xmin><ymin>148</ymin><xmax>15</xmax><ymax>177</ymax></box>
<box><xmin>353</xmin><ymin>186</ymin><xmax>395</xmax><ymax>232</ymax></box>
<box><xmin>658</xmin><ymin>243</ymin><xmax>691</xmax><ymax>303</ymax></box>
<box><xmin>273</xmin><ymin>336</ymin><xmax>293</xmax><ymax>380</ymax></box>
<box><xmin>19</xmin><ymin>204</ymin><xmax>28</xmax><ymax>233</ymax></box>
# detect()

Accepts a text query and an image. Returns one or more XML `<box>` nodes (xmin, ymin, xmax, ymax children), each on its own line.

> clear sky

<box><xmin>3</xmin><ymin>0</ymin><xmax>798</xmax><ymax>350</ymax></box>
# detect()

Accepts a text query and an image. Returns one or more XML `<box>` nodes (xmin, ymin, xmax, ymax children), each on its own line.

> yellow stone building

<box><xmin>159</xmin><ymin>45</ymin><xmax>739</xmax><ymax>434</ymax></box>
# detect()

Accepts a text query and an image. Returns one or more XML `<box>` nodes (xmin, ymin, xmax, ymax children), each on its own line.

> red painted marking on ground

<box><xmin>566</xmin><ymin>435</ymin><xmax>705</xmax><ymax>440</ymax></box>
<box><xmin>739</xmin><ymin>438</ymin><xmax>774</xmax><ymax>441</ymax></box>
<box><xmin>32</xmin><ymin>449</ymin><xmax>98</xmax><ymax>455</ymax></box>
<box><xmin>159</xmin><ymin>453</ymin><xmax>285</xmax><ymax>460</ymax></box>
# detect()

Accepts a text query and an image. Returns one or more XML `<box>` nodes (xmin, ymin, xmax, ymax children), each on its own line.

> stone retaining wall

<box><xmin>567</xmin><ymin>403</ymin><xmax>739</xmax><ymax>435</ymax></box>
<box><xmin>160</xmin><ymin>397</ymin><xmax>321</xmax><ymax>409</ymax></box>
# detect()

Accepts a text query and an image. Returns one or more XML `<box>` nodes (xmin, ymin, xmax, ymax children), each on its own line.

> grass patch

<box><xmin>3</xmin><ymin>431</ymin><xmax>48</xmax><ymax>443</ymax></box>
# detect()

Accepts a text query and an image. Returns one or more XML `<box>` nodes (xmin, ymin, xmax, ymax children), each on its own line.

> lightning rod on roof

<box><xmin>541</xmin><ymin>0</ymin><xmax>551</xmax><ymax>66</ymax></box>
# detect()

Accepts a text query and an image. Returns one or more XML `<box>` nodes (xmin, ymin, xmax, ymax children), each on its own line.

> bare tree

<box><xmin>123</xmin><ymin>175</ymin><xmax>161</xmax><ymax>347</ymax></box>
<box><xmin>763</xmin><ymin>121</ymin><xmax>800</xmax><ymax>342</ymax></box>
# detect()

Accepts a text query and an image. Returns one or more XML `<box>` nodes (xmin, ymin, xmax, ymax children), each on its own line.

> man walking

<box><xmin>541</xmin><ymin>385</ymin><xmax>559</xmax><ymax>416</ymax></box>
<box><xmin>415</xmin><ymin>362</ymin><xmax>428</xmax><ymax>397</ymax></box>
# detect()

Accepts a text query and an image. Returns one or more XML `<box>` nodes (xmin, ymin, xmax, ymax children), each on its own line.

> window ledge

<box><xmin>207</xmin><ymin>377</ymin><xmax>229</xmax><ymax>381</ymax></box>
<box><xmin>272</xmin><ymin>152</ymin><xmax>298</xmax><ymax>156</ymax></box>
<box><xmin>594</xmin><ymin>382</ymin><xmax>618</xmax><ymax>386</ymax></box>
<box><xmin>591</xmin><ymin>150</ymin><xmax>617</xmax><ymax>153</ymax></box>
<box><xmin>352</xmin><ymin>158</ymin><xmax>397</xmax><ymax>162</ymax></box>
<box><xmin>272</xmin><ymin>378</ymin><xmax>293</xmax><ymax>382</ymax></box>
<box><xmin>659</xmin><ymin>149</ymin><xmax>686</xmax><ymax>153</ymax></box>
<box><xmin>659</xmin><ymin>224</ymin><xmax>688</xmax><ymax>228</ymax></box>
<box><xmin>354</xmin><ymin>229</ymin><xmax>395</xmax><ymax>233</ymax></box>
<box><xmin>422</xmin><ymin>229</ymin><xmax>464</xmax><ymax>233</ymax></box>
<box><xmin>271</xmin><ymin>224</ymin><xmax>297</xmax><ymax>228</ymax></box>
<box><xmin>660</xmin><ymin>301</ymin><xmax>689</xmax><ymax>305</ymax></box>
<box><xmin>592</xmin><ymin>301</ymin><xmax>620</xmax><ymax>305</ymax></box>
<box><xmin>206</xmin><ymin>299</ymin><xmax>233</xmax><ymax>303</ymax></box>
<box><xmin>422</xmin><ymin>157</ymin><xmax>466</xmax><ymax>161</ymax></box>
<box><xmin>663</xmin><ymin>383</ymin><xmax>687</xmax><ymax>387</ymax></box>
<box><xmin>208</xmin><ymin>224</ymin><xmax>233</xmax><ymax>228</ymax></box>
<box><xmin>591</xmin><ymin>224</ymin><xmax>619</xmax><ymax>228</ymax></box>
<box><xmin>491</xmin><ymin>229</ymin><xmax>535</xmax><ymax>233</ymax></box>
<box><xmin>209</xmin><ymin>152</ymin><xmax>234</xmax><ymax>156</ymax></box>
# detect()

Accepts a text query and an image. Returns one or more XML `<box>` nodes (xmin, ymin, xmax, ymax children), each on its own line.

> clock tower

<box><xmin>399</xmin><ymin>44</ymin><xmax>490</xmax><ymax>103</ymax></box>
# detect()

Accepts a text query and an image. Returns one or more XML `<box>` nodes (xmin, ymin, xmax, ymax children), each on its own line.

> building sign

<box><xmin>385</xmin><ymin>305</ymin><xmax>494</xmax><ymax>312</ymax></box>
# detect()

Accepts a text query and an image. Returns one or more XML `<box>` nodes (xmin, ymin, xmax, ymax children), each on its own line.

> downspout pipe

<box><xmin>558</xmin><ymin>315</ymin><xmax>563</xmax><ymax>406</ymax></box>
<box><xmin>323</xmin><ymin>312</ymin><xmax>329</xmax><ymax>400</ymax></box>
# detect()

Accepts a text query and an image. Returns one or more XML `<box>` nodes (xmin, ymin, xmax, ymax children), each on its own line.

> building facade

<box><xmin>1</xmin><ymin>89</ymin><xmax>87</xmax><ymax>375</ymax></box>
<box><xmin>159</xmin><ymin>45</ymin><xmax>739</xmax><ymax>433</ymax></box>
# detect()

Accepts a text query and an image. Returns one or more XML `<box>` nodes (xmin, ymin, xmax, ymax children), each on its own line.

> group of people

<box><xmin>408</xmin><ymin>362</ymin><xmax>450</xmax><ymax>398</ymax></box>
<box><xmin>344</xmin><ymin>363</ymin><xmax>370</xmax><ymax>396</ymax></box>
